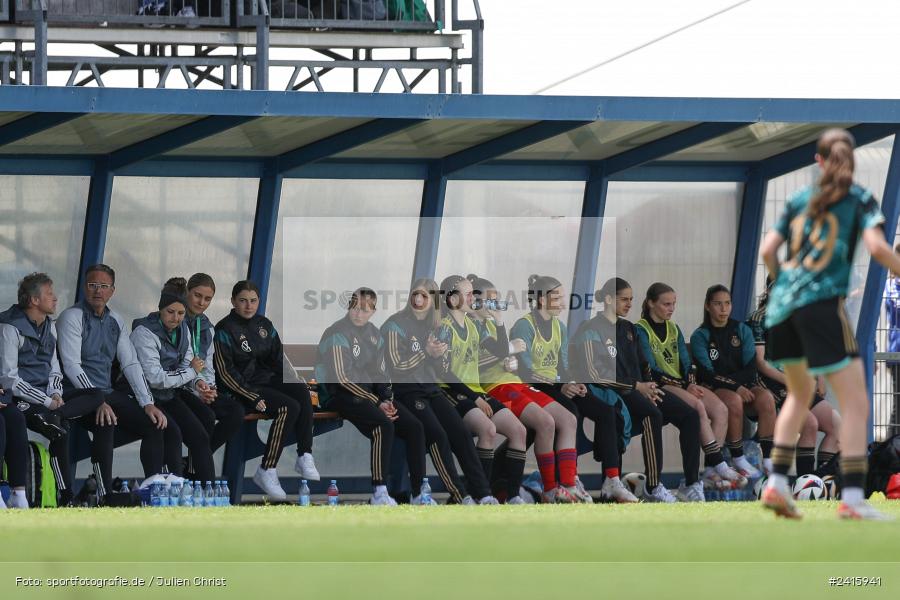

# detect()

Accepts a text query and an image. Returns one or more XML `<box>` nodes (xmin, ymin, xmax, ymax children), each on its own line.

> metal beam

<box><xmin>247</xmin><ymin>160</ymin><xmax>283</xmax><ymax>316</ymax></box>
<box><xmin>440</xmin><ymin>120</ymin><xmax>589</xmax><ymax>175</ymax></box>
<box><xmin>759</xmin><ymin>123</ymin><xmax>900</xmax><ymax>179</ymax></box>
<box><xmin>76</xmin><ymin>158</ymin><xmax>114</xmax><ymax>301</ymax></box>
<box><xmin>567</xmin><ymin>165</ymin><xmax>608</xmax><ymax>338</ymax></box>
<box><xmin>730</xmin><ymin>168</ymin><xmax>768</xmax><ymax>320</ymax></box>
<box><xmin>857</xmin><ymin>135</ymin><xmax>900</xmax><ymax>442</ymax></box>
<box><xmin>411</xmin><ymin>163</ymin><xmax>447</xmax><ymax>283</ymax></box>
<box><xmin>603</xmin><ymin>122</ymin><xmax>750</xmax><ymax>175</ymax></box>
<box><xmin>108</xmin><ymin>115</ymin><xmax>258</xmax><ymax>171</ymax></box>
<box><xmin>276</xmin><ymin>118</ymin><xmax>423</xmax><ymax>174</ymax></box>
<box><xmin>0</xmin><ymin>112</ymin><xmax>81</xmax><ymax>148</ymax></box>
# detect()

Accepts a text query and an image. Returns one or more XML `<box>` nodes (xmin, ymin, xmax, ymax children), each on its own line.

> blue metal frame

<box><xmin>277</xmin><ymin>119</ymin><xmax>424</xmax><ymax>174</ymax></box>
<box><xmin>108</xmin><ymin>116</ymin><xmax>258</xmax><ymax>171</ymax></box>
<box><xmin>856</xmin><ymin>135</ymin><xmax>900</xmax><ymax>442</ymax></box>
<box><xmin>567</xmin><ymin>166</ymin><xmax>607</xmax><ymax>338</ymax></box>
<box><xmin>730</xmin><ymin>169</ymin><xmax>768</xmax><ymax>321</ymax></box>
<box><xmin>9</xmin><ymin>87</ymin><xmax>900</xmax><ymax>124</ymax></box>
<box><xmin>760</xmin><ymin>123</ymin><xmax>900</xmax><ymax>179</ymax></box>
<box><xmin>604</xmin><ymin>123</ymin><xmax>750</xmax><ymax>175</ymax></box>
<box><xmin>0</xmin><ymin>112</ymin><xmax>82</xmax><ymax>147</ymax></box>
<box><xmin>411</xmin><ymin>164</ymin><xmax>447</xmax><ymax>282</ymax></box>
<box><xmin>75</xmin><ymin>159</ymin><xmax>114</xmax><ymax>300</ymax></box>
<box><xmin>247</xmin><ymin>160</ymin><xmax>283</xmax><ymax>315</ymax></box>
<box><xmin>440</xmin><ymin>120</ymin><xmax>589</xmax><ymax>175</ymax></box>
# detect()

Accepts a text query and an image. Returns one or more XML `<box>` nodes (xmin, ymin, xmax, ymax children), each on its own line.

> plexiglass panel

<box><xmin>103</xmin><ymin>177</ymin><xmax>257</xmax><ymax>328</ymax></box>
<box><xmin>0</xmin><ymin>175</ymin><xmax>89</xmax><ymax>310</ymax></box>
<box><xmin>603</xmin><ymin>181</ymin><xmax>742</xmax><ymax>335</ymax></box>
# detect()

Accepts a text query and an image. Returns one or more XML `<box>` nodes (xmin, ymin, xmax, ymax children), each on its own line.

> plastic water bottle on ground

<box><xmin>169</xmin><ymin>482</ymin><xmax>182</xmax><ymax>507</ymax></box>
<box><xmin>298</xmin><ymin>480</ymin><xmax>311</xmax><ymax>506</ymax></box>
<box><xmin>192</xmin><ymin>481</ymin><xmax>203</xmax><ymax>508</ymax></box>
<box><xmin>213</xmin><ymin>481</ymin><xmax>223</xmax><ymax>506</ymax></box>
<box><xmin>160</xmin><ymin>484</ymin><xmax>171</xmax><ymax>507</ymax></box>
<box><xmin>420</xmin><ymin>478</ymin><xmax>432</xmax><ymax>504</ymax></box>
<box><xmin>150</xmin><ymin>482</ymin><xmax>162</xmax><ymax>507</ymax></box>
<box><xmin>204</xmin><ymin>481</ymin><xmax>214</xmax><ymax>506</ymax></box>
<box><xmin>221</xmin><ymin>480</ymin><xmax>231</xmax><ymax>506</ymax></box>
<box><xmin>327</xmin><ymin>480</ymin><xmax>339</xmax><ymax>506</ymax></box>
<box><xmin>743</xmin><ymin>440</ymin><xmax>763</xmax><ymax>471</ymax></box>
<box><xmin>180</xmin><ymin>480</ymin><xmax>194</xmax><ymax>507</ymax></box>
<box><xmin>120</xmin><ymin>479</ymin><xmax>130</xmax><ymax>493</ymax></box>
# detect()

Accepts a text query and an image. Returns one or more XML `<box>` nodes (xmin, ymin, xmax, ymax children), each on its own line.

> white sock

<box><xmin>10</xmin><ymin>489</ymin><xmax>29</xmax><ymax>509</ymax></box>
<box><xmin>733</xmin><ymin>456</ymin><xmax>755</xmax><ymax>471</ymax></box>
<box><xmin>842</xmin><ymin>487</ymin><xmax>864</xmax><ymax>506</ymax></box>
<box><xmin>767</xmin><ymin>473</ymin><xmax>788</xmax><ymax>491</ymax></box>
<box><xmin>374</xmin><ymin>485</ymin><xmax>388</xmax><ymax>496</ymax></box>
<box><xmin>763</xmin><ymin>458</ymin><xmax>773</xmax><ymax>473</ymax></box>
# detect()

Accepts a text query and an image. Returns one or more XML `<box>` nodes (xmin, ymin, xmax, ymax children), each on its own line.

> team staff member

<box><xmin>434</xmin><ymin>275</ymin><xmax>521</xmax><ymax>505</ymax></box>
<box><xmin>317</xmin><ymin>287</ymin><xmax>427</xmax><ymax>506</ymax></box>
<box><xmin>746</xmin><ymin>281</ymin><xmax>841</xmax><ymax>476</ymax></box>
<box><xmin>0</xmin><ymin>273</ymin><xmax>105</xmax><ymax>504</ymax></box>
<box><xmin>691</xmin><ymin>285</ymin><xmax>777</xmax><ymax>480</ymax></box>
<box><xmin>0</xmin><ymin>386</ymin><xmax>29</xmax><ymax>509</ymax></box>
<box><xmin>215</xmin><ymin>280</ymin><xmax>319</xmax><ymax>502</ymax></box>
<box><xmin>573</xmin><ymin>277</ymin><xmax>702</xmax><ymax>502</ymax></box>
<box><xmin>57</xmin><ymin>264</ymin><xmax>168</xmax><ymax>489</ymax></box>
<box><xmin>166</xmin><ymin>275</ymin><xmax>244</xmax><ymax>454</ymax></box>
<box><xmin>132</xmin><ymin>284</ymin><xmax>216</xmax><ymax>486</ymax></box>
<box><xmin>636</xmin><ymin>282</ymin><xmax>747</xmax><ymax>490</ymax></box>
<box><xmin>382</xmin><ymin>278</ymin><xmax>496</xmax><ymax>504</ymax></box>
<box><xmin>760</xmin><ymin>128</ymin><xmax>896</xmax><ymax>520</ymax></box>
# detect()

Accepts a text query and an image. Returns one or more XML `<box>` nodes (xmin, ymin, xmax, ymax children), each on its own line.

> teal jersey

<box><xmin>766</xmin><ymin>183</ymin><xmax>884</xmax><ymax>327</ymax></box>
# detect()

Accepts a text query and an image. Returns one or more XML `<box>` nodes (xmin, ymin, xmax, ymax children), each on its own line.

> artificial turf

<box><xmin>2</xmin><ymin>499</ymin><xmax>898</xmax><ymax>599</ymax></box>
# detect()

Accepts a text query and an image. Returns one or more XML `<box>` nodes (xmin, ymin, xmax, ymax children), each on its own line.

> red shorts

<box><xmin>488</xmin><ymin>383</ymin><xmax>555</xmax><ymax>418</ymax></box>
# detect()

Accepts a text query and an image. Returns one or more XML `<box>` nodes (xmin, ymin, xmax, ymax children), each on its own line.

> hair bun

<box><xmin>163</xmin><ymin>277</ymin><xmax>187</xmax><ymax>295</ymax></box>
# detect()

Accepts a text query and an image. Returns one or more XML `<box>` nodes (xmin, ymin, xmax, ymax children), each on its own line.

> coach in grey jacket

<box><xmin>57</xmin><ymin>264</ymin><xmax>170</xmax><ymax>492</ymax></box>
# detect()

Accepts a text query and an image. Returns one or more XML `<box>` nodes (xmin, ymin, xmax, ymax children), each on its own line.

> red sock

<box><xmin>556</xmin><ymin>448</ymin><xmax>578</xmax><ymax>487</ymax></box>
<box><xmin>537</xmin><ymin>452</ymin><xmax>557</xmax><ymax>491</ymax></box>
<box><xmin>604</xmin><ymin>467</ymin><xmax>620</xmax><ymax>479</ymax></box>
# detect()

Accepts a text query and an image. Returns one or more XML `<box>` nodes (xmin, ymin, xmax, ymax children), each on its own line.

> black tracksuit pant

<box><xmin>0</xmin><ymin>403</ymin><xmax>28</xmax><ymax>488</ymax></box>
<box><xmin>159</xmin><ymin>391</ymin><xmax>216</xmax><ymax>482</ymax></box>
<box><xmin>106</xmin><ymin>390</ymin><xmax>166</xmax><ymax>479</ymax></box>
<box><xmin>240</xmin><ymin>381</ymin><xmax>314</xmax><ymax>470</ymax></box>
<box><xmin>331</xmin><ymin>389</ymin><xmax>426</xmax><ymax>495</ymax></box>
<box><xmin>394</xmin><ymin>384</ymin><xmax>489</xmax><ymax>502</ymax></box>
<box><xmin>181</xmin><ymin>390</ymin><xmax>246</xmax><ymax>453</ymax></box>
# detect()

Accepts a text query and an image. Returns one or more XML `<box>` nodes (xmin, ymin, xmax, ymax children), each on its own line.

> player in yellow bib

<box><xmin>467</xmin><ymin>274</ymin><xmax>585</xmax><ymax>503</ymax></box>
<box><xmin>635</xmin><ymin>282</ymin><xmax>747</xmax><ymax>491</ymax></box>
<box><xmin>434</xmin><ymin>275</ymin><xmax>525</xmax><ymax>504</ymax></box>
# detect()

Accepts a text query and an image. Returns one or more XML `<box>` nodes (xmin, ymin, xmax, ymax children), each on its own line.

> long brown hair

<box><xmin>404</xmin><ymin>278</ymin><xmax>442</xmax><ymax>330</ymax></box>
<box><xmin>641</xmin><ymin>282</ymin><xmax>675</xmax><ymax>320</ymax></box>
<box><xmin>808</xmin><ymin>128</ymin><xmax>855</xmax><ymax>219</ymax></box>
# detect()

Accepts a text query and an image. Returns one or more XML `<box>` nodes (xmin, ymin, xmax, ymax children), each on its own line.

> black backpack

<box><xmin>866</xmin><ymin>434</ymin><xmax>900</xmax><ymax>497</ymax></box>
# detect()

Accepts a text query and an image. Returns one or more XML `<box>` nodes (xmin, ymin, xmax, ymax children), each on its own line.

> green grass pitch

<box><xmin>2</xmin><ymin>499</ymin><xmax>899</xmax><ymax>599</ymax></box>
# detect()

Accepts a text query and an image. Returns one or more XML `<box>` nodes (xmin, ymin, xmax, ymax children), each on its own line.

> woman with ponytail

<box><xmin>760</xmin><ymin>128</ymin><xmax>898</xmax><ymax>520</ymax></box>
<box><xmin>636</xmin><ymin>282</ymin><xmax>747</xmax><ymax>493</ymax></box>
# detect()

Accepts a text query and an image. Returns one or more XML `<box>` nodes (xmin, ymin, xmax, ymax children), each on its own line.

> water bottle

<box><xmin>204</xmin><ymin>481</ymin><xmax>214</xmax><ymax>507</ymax></box>
<box><xmin>221</xmin><ymin>480</ymin><xmax>231</xmax><ymax>507</ymax></box>
<box><xmin>120</xmin><ymin>479</ymin><xmax>130</xmax><ymax>493</ymax></box>
<box><xmin>420</xmin><ymin>478</ymin><xmax>432</xmax><ymax>504</ymax></box>
<box><xmin>472</xmin><ymin>298</ymin><xmax>508</xmax><ymax>311</ymax></box>
<box><xmin>298</xmin><ymin>480</ymin><xmax>311</xmax><ymax>506</ymax></box>
<box><xmin>159</xmin><ymin>484</ymin><xmax>171</xmax><ymax>507</ymax></box>
<box><xmin>327</xmin><ymin>480</ymin><xmax>339</xmax><ymax>506</ymax></box>
<box><xmin>169</xmin><ymin>482</ymin><xmax>182</xmax><ymax>507</ymax></box>
<box><xmin>150</xmin><ymin>482</ymin><xmax>162</xmax><ymax>507</ymax></box>
<box><xmin>743</xmin><ymin>440</ymin><xmax>763</xmax><ymax>471</ymax></box>
<box><xmin>180</xmin><ymin>480</ymin><xmax>194</xmax><ymax>507</ymax></box>
<box><xmin>192</xmin><ymin>480</ymin><xmax>203</xmax><ymax>508</ymax></box>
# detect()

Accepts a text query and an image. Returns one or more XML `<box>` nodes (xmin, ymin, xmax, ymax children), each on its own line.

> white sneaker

<box><xmin>0</xmin><ymin>495</ymin><xmax>6</xmax><ymax>509</ymax></box>
<box><xmin>478</xmin><ymin>495</ymin><xmax>500</xmax><ymax>505</ymax></box>
<box><xmin>733</xmin><ymin>456</ymin><xmax>762</xmax><ymax>480</ymax></box>
<box><xmin>294</xmin><ymin>453</ymin><xmax>321</xmax><ymax>481</ymax></box>
<box><xmin>543</xmin><ymin>486</ymin><xmax>576</xmax><ymax>504</ymax></box>
<box><xmin>716</xmin><ymin>463</ymin><xmax>748</xmax><ymax>488</ymax></box>
<box><xmin>252</xmin><ymin>467</ymin><xmax>287</xmax><ymax>501</ymax></box>
<box><xmin>644</xmin><ymin>483</ymin><xmax>677</xmax><ymax>503</ymax></box>
<box><xmin>600</xmin><ymin>477</ymin><xmax>639</xmax><ymax>503</ymax></box>
<box><xmin>411</xmin><ymin>493</ymin><xmax>437</xmax><ymax>506</ymax></box>
<box><xmin>517</xmin><ymin>487</ymin><xmax>536</xmax><ymax>504</ymax></box>
<box><xmin>676</xmin><ymin>481</ymin><xmax>706</xmax><ymax>502</ymax></box>
<box><xmin>461</xmin><ymin>495</ymin><xmax>477</xmax><ymax>506</ymax></box>
<box><xmin>572</xmin><ymin>476</ymin><xmax>594</xmax><ymax>503</ymax></box>
<box><xmin>370</xmin><ymin>489</ymin><xmax>396</xmax><ymax>506</ymax></box>
<box><xmin>506</xmin><ymin>495</ymin><xmax>526</xmax><ymax>505</ymax></box>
